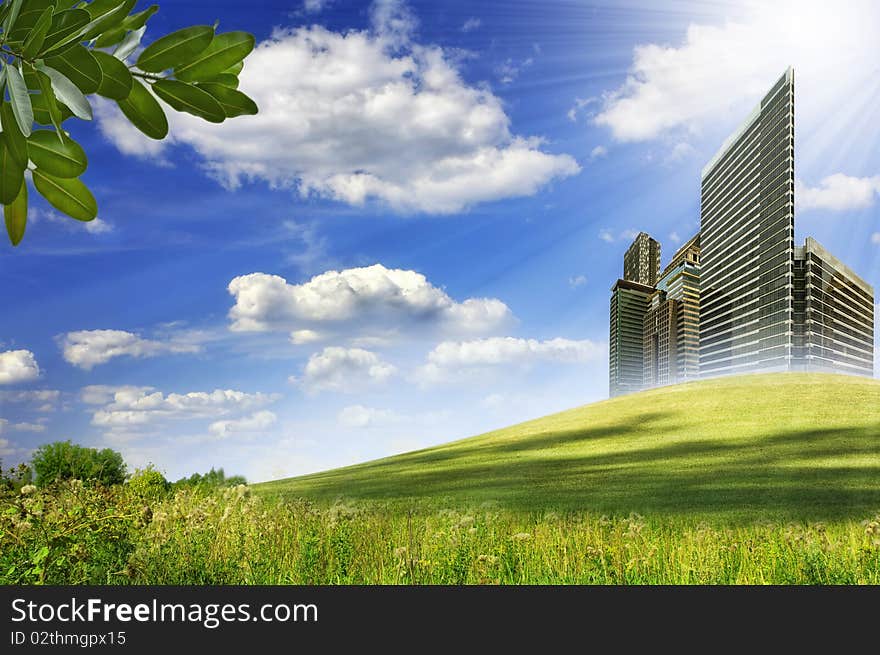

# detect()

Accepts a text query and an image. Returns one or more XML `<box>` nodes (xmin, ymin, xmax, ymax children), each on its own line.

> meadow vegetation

<box><xmin>2</xmin><ymin>374</ymin><xmax>879</xmax><ymax>584</ymax></box>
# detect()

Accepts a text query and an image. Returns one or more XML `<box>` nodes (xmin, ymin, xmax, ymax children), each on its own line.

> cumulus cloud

<box><xmin>97</xmin><ymin>3</ymin><xmax>578</xmax><ymax>214</ymax></box>
<box><xmin>5</xmin><ymin>422</ymin><xmax>47</xmax><ymax>433</ymax></box>
<box><xmin>796</xmin><ymin>174</ymin><xmax>880</xmax><ymax>212</ymax></box>
<box><xmin>293</xmin><ymin>347</ymin><xmax>396</xmax><ymax>393</ymax></box>
<box><xmin>0</xmin><ymin>437</ymin><xmax>17</xmax><ymax>457</ymax></box>
<box><xmin>593</xmin><ymin>1</ymin><xmax>880</xmax><ymax>143</ymax></box>
<box><xmin>227</xmin><ymin>264</ymin><xmax>512</xmax><ymax>342</ymax></box>
<box><xmin>60</xmin><ymin>330</ymin><xmax>202</xmax><ymax>370</ymax></box>
<box><xmin>416</xmin><ymin>336</ymin><xmax>604</xmax><ymax>384</ymax></box>
<box><xmin>0</xmin><ymin>390</ymin><xmax>60</xmax><ymax>403</ymax></box>
<box><xmin>589</xmin><ymin>145</ymin><xmax>607</xmax><ymax>160</ymax></box>
<box><xmin>89</xmin><ymin>387</ymin><xmax>280</xmax><ymax>430</ymax></box>
<box><xmin>209</xmin><ymin>411</ymin><xmax>278</xmax><ymax>437</ymax></box>
<box><xmin>568</xmin><ymin>275</ymin><xmax>587</xmax><ymax>289</ymax></box>
<box><xmin>302</xmin><ymin>0</ymin><xmax>332</xmax><ymax>12</ymax></box>
<box><xmin>0</xmin><ymin>350</ymin><xmax>40</xmax><ymax>385</ymax></box>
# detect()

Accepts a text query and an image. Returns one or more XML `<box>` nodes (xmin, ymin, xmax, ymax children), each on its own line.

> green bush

<box><xmin>173</xmin><ymin>467</ymin><xmax>246</xmax><ymax>491</ymax></box>
<box><xmin>31</xmin><ymin>441</ymin><xmax>127</xmax><ymax>487</ymax></box>
<box><xmin>127</xmin><ymin>466</ymin><xmax>171</xmax><ymax>501</ymax></box>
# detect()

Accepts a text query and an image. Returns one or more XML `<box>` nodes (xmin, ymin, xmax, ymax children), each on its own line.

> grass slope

<box><xmin>259</xmin><ymin>373</ymin><xmax>880</xmax><ymax>522</ymax></box>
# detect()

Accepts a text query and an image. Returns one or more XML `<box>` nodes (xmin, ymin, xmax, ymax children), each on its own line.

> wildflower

<box><xmin>19</xmin><ymin>485</ymin><xmax>37</xmax><ymax>496</ymax></box>
<box><xmin>512</xmin><ymin>532</ymin><xmax>531</xmax><ymax>542</ymax></box>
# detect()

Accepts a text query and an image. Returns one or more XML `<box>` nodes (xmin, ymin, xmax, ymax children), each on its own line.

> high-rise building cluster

<box><xmin>609</xmin><ymin>68</ymin><xmax>875</xmax><ymax>397</ymax></box>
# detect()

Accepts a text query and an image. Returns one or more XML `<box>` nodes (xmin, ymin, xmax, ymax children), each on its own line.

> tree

<box><xmin>31</xmin><ymin>440</ymin><xmax>127</xmax><ymax>486</ymax></box>
<box><xmin>0</xmin><ymin>0</ymin><xmax>258</xmax><ymax>246</ymax></box>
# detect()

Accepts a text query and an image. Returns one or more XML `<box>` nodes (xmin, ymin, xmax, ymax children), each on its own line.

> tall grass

<box><xmin>3</xmin><ymin>482</ymin><xmax>879</xmax><ymax>584</ymax></box>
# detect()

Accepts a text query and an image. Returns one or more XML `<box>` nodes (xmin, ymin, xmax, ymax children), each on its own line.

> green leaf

<box><xmin>28</xmin><ymin>129</ymin><xmax>88</xmax><ymax>178</ymax></box>
<box><xmin>0</xmin><ymin>137</ymin><xmax>26</xmax><ymax>205</ymax></box>
<box><xmin>40</xmin><ymin>8</ymin><xmax>90</xmax><ymax>52</ymax></box>
<box><xmin>2</xmin><ymin>0</ymin><xmax>24</xmax><ymax>35</ymax></box>
<box><xmin>197</xmin><ymin>83</ymin><xmax>257</xmax><ymax>118</ymax></box>
<box><xmin>113</xmin><ymin>24</ymin><xmax>145</xmax><ymax>60</ymax></box>
<box><xmin>92</xmin><ymin>50</ymin><xmax>133</xmax><ymax>100</ymax></box>
<box><xmin>202</xmin><ymin>73</ymin><xmax>238</xmax><ymax>89</ymax></box>
<box><xmin>92</xmin><ymin>24</ymin><xmax>125</xmax><ymax>48</ymax></box>
<box><xmin>6</xmin><ymin>8</ymin><xmax>43</xmax><ymax>43</ymax></box>
<box><xmin>223</xmin><ymin>60</ymin><xmax>244</xmax><ymax>76</ymax></box>
<box><xmin>4</xmin><ymin>175</ymin><xmax>27</xmax><ymax>246</ymax></box>
<box><xmin>32</xmin><ymin>67</ymin><xmax>63</xmax><ymax>134</ymax></box>
<box><xmin>174</xmin><ymin>31</ymin><xmax>255</xmax><ymax>83</ymax></box>
<box><xmin>152</xmin><ymin>79</ymin><xmax>224</xmax><ymax>123</ymax></box>
<box><xmin>136</xmin><ymin>24</ymin><xmax>214</xmax><ymax>73</ymax></box>
<box><xmin>30</xmin><ymin>89</ymin><xmax>73</xmax><ymax>126</ymax></box>
<box><xmin>80</xmin><ymin>0</ymin><xmax>135</xmax><ymax>41</ymax></box>
<box><xmin>117</xmin><ymin>79</ymin><xmax>168</xmax><ymax>139</ymax></box>
<box><xmin>5</xmin><ymin>64</ymin><xmax>34</xmax><ymax>138</ymax></box>
<box><xmin>83</xmin><ymin>0</ymin><xmax>127</xmax><ymax>20</ymax></box>
<box><xmin>45</xmin><ymin>45</ymin><xmax>102</xmax><ymax>95</ymax></box>
<box><xmin>22</xmin><ymin>6</ymin><xmax>54</xmax><ymax>60</ymax></box>
<box><xmin>36</xmin><ymin>63</ymin><xmax>92</xmax><ymax>120</ymax></box>
<box><xmin>0</xmin><ymin>102</ymin><xmax>29</xmax><ymax>168</ymax></box>
<box><xmin>32</xmin><ymin>169</ymin><xmax>97</xmax><ymax>222</ymax></box>
<box><xmin>121</xmin><ymin>4</ymin><xmax>157</xmax><ymax>31</ymax></box>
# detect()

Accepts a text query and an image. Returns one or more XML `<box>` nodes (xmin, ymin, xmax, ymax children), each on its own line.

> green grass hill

<box><xmin>258</xmin><ymin>373</ymin><xmax>880</xmax><ymax>522</ymax></box>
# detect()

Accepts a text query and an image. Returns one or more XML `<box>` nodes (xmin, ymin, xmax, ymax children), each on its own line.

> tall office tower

<box><xmin>643</xmin><ymin>234</ymin><xmax>701</xmax><ymax>387</ymax></box>
<box><xmin>623</xmin><ymin>232</ymin><xmax>661</xmax><ymax>286</ymax></box>
<box><xmin>793</xmin><ymin>238</ymin><xmax>874</xmax><ymax>376</ymax></box>
<box><xmin>610</xmin><ymin>279</ymin><xmax>653</xmax><ymax>397</ymax></box>
<box><xmin>699</xmin><ymin>68</ymin><xmax>795</xmax><ymax>377</ymax></box>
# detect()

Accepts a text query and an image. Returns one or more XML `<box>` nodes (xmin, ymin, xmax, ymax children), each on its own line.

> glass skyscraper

<box><xmin>699</xmin><ymin>68</ymin><xmax>795</xmax><ymax>377</ymax></box>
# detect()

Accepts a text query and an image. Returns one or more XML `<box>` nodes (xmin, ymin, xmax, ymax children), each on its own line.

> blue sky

<box><xmin>1</xmin><ymin>0</ymin><xmax>878</xmax><ymax>482</ymax></box>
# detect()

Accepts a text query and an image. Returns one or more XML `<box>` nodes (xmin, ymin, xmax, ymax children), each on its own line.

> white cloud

<box><xmin>0</xmin><ymin>350</ymin><xmax>40</xmax><ymax>385</ymax></box>
<box><xmin>871</xmin><ymin>233</ymin><xmax>880</xmax><ymax>245</ymax></box>
<box><xmin>567</xmin><ymin>96</ymin><xmax>597</xmax><ymax>123</ymax></box>
<box><xmin>90</xmin><ymin>387</ymin><xmax>280</xmax><ymax>429</ymax></box>
<box><xmin>416</xmin><ymin>336</ymin><xmax>604</xmax><ymax>384</ymax></box>
<box><xmin>461</xmin><ymin>17</ymin><xmax>481</xmax><ymax>32</ymax></box>
<box><xmin>8</xmin><ymin>422</ymin><xmax>47</xmax><ymax>433</ymax></box>
<box><xmin>796</xmin><ymin>174</ymin><xmax>880</xmax><ymax>212</ymax></box>
<box><xmin>290</xmin><ymin>330</ymin><xmax>324</xmax><ymax>345</ymax></box>
<box><xmin>227</xmin><ymin>264</ymin><xmax>512</xmax><ymax>341</ymax></box>
<box><xmin>30</xmin><ymin>207</ymin><xmax>114</xmax><ymax>235</ymax></box>
<box><xmin>496</xmin><ymin>57</ymin><xmax>534</xmax><ymax>84</ymax></box>
<box><xmin>80</xmin><ymin>385</ymin><xmax>153</xmax><ymax>405</ymax></box>
<box><xmin>209</xmin><ymin>410</ymin><xmax>277</xmax><ymax>437</ymax></box>
<box><xmin>337</xmin><ymin>405</ymin><xmax>401</xmax><ymax>428</ymax></box>
<box><xmin>97</xmin><ymin>4</ymin><xmax>578</xmax><ymax>214</ymax></box>
<box><xmin>0</xmin><ymin>437</ymin><xmax>18</xmax><ymax>457</ymax></box>
<box><xmin>294</xmin><ymin>347</ymin><xmax>396</xmax><ymax>393</ymax></box>
<box><xmin>568</xmin><ymin>275</ymin><xmax>587</xmax><ymax>289</ymax></box>
<box><xmin>589</xmin><ymin>145</ymin><xmax>607</xmax><ymax>160</ymax></box>
<box><xmin>598</xmin><ymin>228</ymin><xmax>639</xmax><ymax>244</ymax></box>
<box><xmin>60</xmin><ymin>329</ymin><xmax>202</xmax><ymax>370</ymax></box>
<box><xmin>594</xmin><ymin>1</ymin><xmax>880</xmax><ymax>143</ymax></box>
<box><xmin>302</xmin><ymin>0</ymin><xmax>332</xmax><ymax>12</ymax></box>
<box><xmin>0</xmin><ymin>390</ymin><xmax>60</xmax><ymax>403</ymax></box>
<box><xmin>669</xmin><ymin>231</ymin><xmax>681</xmax><ymax>244</ymax></box>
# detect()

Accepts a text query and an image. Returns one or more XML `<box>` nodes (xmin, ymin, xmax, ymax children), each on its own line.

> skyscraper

<box><xmin>699</xmin><ymin>68</ymin><xmax>795</xmax><ymax>377</ymax></box>
<box><xmin>644</xmin><ymin>234</ymin><xmax>701</xmax><ymax>387</ymax></box>
<box><xmin>623</xmin><ymin>232</ymin><xmax>661</xmax><ymax>287</ymax></box>
<box><xmin>609</xmin><ymin>278</ymin><xmax>653</xmax><ymax>397</ymax></box>
<box><xmin>793</xmin><ymin>238</ymin><xmax>874</xmax><ymax>376</ymax></box>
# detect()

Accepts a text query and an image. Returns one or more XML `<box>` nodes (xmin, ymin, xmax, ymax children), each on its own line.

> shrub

<box><xmin>127</xmin><ymin>466</ymin><xmax>171</xmax><ymax>501</ymax></box>
<box><xmin>31</xmin><ymin>441</ymin><xmax>127</xmax><ymax>487</ymax></box>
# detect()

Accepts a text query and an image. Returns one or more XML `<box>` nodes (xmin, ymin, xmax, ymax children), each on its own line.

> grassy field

<box><xmin>259</xmin><ymin>373</ymin><xmax>880</xmax><ymax>523</ymax></box>
<box><xmin>4</xmin><ymin>373</ymin><xmax>880</xmax><ymax>584</ymax></box>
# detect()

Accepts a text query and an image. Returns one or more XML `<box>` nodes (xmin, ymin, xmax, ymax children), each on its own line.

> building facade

<box><xmin>793</xmin><ymin>238</ymin><xmax>874</xmax><ymax>376</ymax></box>
<box><xmin>608</xmin><ymin>67</ymin><xmax>874</xmax><ymax>397</ymax></box>
<box><xmin>699</xmin><ymin>68</ymin><xmax>796</xmax><ymax>378</ymax></box>
<box><xmin>609</xmin><ymin>278</ymin><xmax>653</xmax><ymax>396</ymax></box>
<box><xmin>623</xmin><ymin>232</ymin><xmax>661</xmax><ymax>287</ymax></box>
<box><xmin>643</xmin><ymin>234</ymin><xmax>701</xmax><ymax>388</ymax></box>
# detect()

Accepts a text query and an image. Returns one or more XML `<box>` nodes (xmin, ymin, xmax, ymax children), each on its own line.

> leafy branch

<box><xmin>0</xmin><ymin>0</ymin><xmax>258</xmax><ymax>246</ymax></box>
